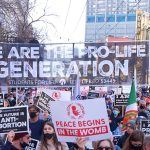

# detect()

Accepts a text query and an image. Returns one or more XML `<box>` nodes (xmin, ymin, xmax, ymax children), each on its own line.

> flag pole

<box><xmin>72</xmin><ymin>72</ymin><xmax>81</xmax><ymax>100</ymax></box>
<box><xmin>122</xmin><ymin>78</ymin><xmax>138</xmax><ymax>131</ymax></box>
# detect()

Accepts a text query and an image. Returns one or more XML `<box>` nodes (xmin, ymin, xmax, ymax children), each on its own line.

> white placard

<box><xmin>80</xmin><ymin>86</ymin><xmax>89</xmax><ymax>96</ymax></box>
<box><xmin>49</xmin><ymin>98</ymin><xmax>111</xmax><ymax>142</ymax></box>
<box><xmin>95</xmin><ymin>87</ymin><xmax>107</xmax><ymax>93</ymax></box>
<box><xmin>122</xmin><ymin>85</ymin><xmax>131</xmax><ymax>93</ymax></box>
<box><xmin>1</xmin><ymin>86</ymin><xmax>8</xmax><ymax>94</ymax></box>
<box><xmin>37</xmin><ymin>88</ymin><xmax>71</xmax><ymax>101</ymax></box>
<box><xmin>113</xmin><ymin>87</ymin><xmax>122</xmax><ymax>95</ymax></box>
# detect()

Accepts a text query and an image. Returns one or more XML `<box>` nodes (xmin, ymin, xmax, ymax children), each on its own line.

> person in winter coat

<box><xmin>122</xmin><ymin>130</ymin><xmax>144</xmax><ymax>150</ymax></box>
<box><xmin>2</xmin><ymin>130</ymin><xmax>31</xmax><ymax>150</ymax></box>
<box><xmin>94</xmin><ymin>139</ymin><xmax>115</xmax><ymax>150</ymax></box>
<box><xmin>117</xmin><ymin>120</ymin><xmax>136</xmax><ymax>148</ymax></box>
<box><xmin>37</xmin><ymin>121</ymin><xmax>68</xmax><ymax>150</ymax></box>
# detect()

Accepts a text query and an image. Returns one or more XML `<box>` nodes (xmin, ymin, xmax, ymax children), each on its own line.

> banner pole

<box><xmin>16</xmin><ymin>87</ymin><xmax>18</xmax><ymax>105</ymax></box>
<box><xmin>122</xmin><ymin>106</ymin><xmax>125</xmax><ymax>117</ymax></box>
<box><xmin>71</xmin><ymin>87</ymin><xmax>74</xmax><ymax>100</ymax></box>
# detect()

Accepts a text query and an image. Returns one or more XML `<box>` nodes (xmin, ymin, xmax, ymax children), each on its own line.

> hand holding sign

<box><xmin>76</xmin><ymin>137</ymin><xmax>87</xmax><ymax>150</ymax></box>
<box><xmin>50</xmin><ymin>98</ymin><xmax>111</xmax><ymax>142</ymax></box>
<box><xmin>0</xmin><ymin>106</ymin><xmax>29</xmax><ymax>134</ymax></box>
<box><xmin>7</xmin><ymin>130</ymin><xmax>15</xmax><ymax>143</ymax></box>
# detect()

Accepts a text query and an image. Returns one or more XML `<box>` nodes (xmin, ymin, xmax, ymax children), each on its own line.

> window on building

<box><xmin>97</xmin><ymin>16</ymin><xmax>105</xmax><ymax>22</ymax></box>
<box><xmin>106</xmin><ymin>15</ymin><xmax>115</xmax><ymax>22</ymax></box>
<box><xmin>87</xmin><ymin>16</ymin><xmax>95</xmax><ymax>23</ymax></box>
<box><xmin>127</xmin><ymin>14</ymin><xmax>136</xmax><ymax>21</ymax></box>
<box><xmin>117</xmin><ymin>15</ymin><xmax>125</xmax><ymax>22</ymax></box>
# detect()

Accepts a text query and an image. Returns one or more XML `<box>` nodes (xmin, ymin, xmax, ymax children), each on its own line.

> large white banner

<box><xmin>50</xmin><ymin>98</ymin><xmax>111</xmax><ymax>142</ymax></box>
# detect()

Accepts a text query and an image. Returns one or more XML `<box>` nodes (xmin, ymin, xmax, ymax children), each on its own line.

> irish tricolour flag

<box><xmin>122</xmin><ymin>79</ymin><xmax>138</xmax><ymax>131</ymax></box>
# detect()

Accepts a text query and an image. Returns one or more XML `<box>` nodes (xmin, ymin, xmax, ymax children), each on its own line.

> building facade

<box><xmin>85</xmin><ymin>0</ymin><xmax>150</xmax><ymax>42</ymax></box>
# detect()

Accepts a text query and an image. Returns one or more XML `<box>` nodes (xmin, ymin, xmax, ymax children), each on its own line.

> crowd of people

<box><xmin>0</xmin><ymin>87</ymin><xmax>150</xmax><ymax>150</ymax></box>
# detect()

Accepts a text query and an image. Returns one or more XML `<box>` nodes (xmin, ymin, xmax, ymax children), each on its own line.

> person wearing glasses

<box><xmin>94</xmin><ymin>139</ymin><xmax>114</xmax><ymax>150</ymax></box>
<box><xmin>2</xmin><ymin>130</ymin><xmax>31</xmax><ymax>150</ymax></box>
<box><xmin>122</xmin><ymin>130</ymin><xmax>144</xmax><ymax>150</ymax></box>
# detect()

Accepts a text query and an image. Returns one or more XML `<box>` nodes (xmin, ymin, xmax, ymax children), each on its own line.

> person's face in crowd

<box><xmin>12</xmin><ymin>91</ymin><xmax>16</xmax><ymax>96</ymax></box>
<box><xmin>4</xmin><ymin>100</ymin><xmax>9</xmax><ymax>107</ymax></box>
<box><xmin>28</xmin><ymin>98</ymin><xmax>34</xmax><ymax>105</ymax></box>
<box><xmin>140</xmin><ymin>105</ymin><xmax>146</xmax><ymax>110</ymax></box>
<box><xmin>126</xmin><ymin>124</ymin><xmax>134</xmax><ymax>134</ymax></box>
<box><xmin>138</xmin><ymin>92</ymin><xmax>142</xmax><ymax>98</ymax></box>
<box><xmin>146</xmin><ymin>103</ymin><xmax>150</xmax><ymax>110</ymax></box>
<box><xmin>118</xmin><ymin>122</ymin><xmax>123</xmax><ymax>129</ymax></box>
<box><xmin>22</xmin><ymin>134</ymin><xmax>31</xmax><ymax>144</ymax></box>
<box><xmin>113</xmin><ymin>109</ymin><xmax>119</xmax><ymax>117</ymax></box>
<box><xmin>43</xmin><ymin>124</ymin><xmax>55</xmax><ymax>140</ymax></box>
<box><xmin>106</xmin><ymin>99</ymin><xmax>113</xmax><ymax>109</ymax></box>
<box><xmin>130</xmin><ymin>140</ymin><xmax>142</xmax><ymax>150</ymax></box>
<box><xmin>20</xmin><ymin>134</ymin><xmax>31</xmax><ymax>148</ymax></box>
<box><xmin>43</xmin><ymin>124</ymin><xmax>54</xmax><ymax>134</ymax></box>
<box><xmin>98</xmin><ymin>140</ymin><xmax>112</xmax><ymax>150</ymax></box>
<box><xmin>43</xmin><ymin>111</ymin><xmax>49</xmax><ymax>119</ymax></box>
<box><xmin>18</xmin><ymin>90</ymin><xmax>24</xmax><ymax>96</ymax></box>
<box><xmin>9</xmin><ymin>94</ymin><xmax>14</xmax><ymax>100</ymax></box>
<box><xmin>145</xmin><ymin>144</ymin><xmax>150</xmax><ymax>150</ymax></box>
<box><xmin>28</xmin><ymin>108</ymin><xmax>38</xmax><ymax>119</ymax></box>
<box><xmin>139</xmin><ymin>102</ymin><xmax>146</xmax><ymax>110</ymax></box>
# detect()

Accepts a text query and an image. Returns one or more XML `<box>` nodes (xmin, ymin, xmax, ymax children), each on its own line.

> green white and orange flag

<box><xmin>122</xmin><ymin>79</ymin><xmax>138</xmax><ymax>131</ymax></box>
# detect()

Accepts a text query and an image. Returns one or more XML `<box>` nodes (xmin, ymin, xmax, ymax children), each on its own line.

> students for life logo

<box><xmin>52</xmin><ymin>92</ymin><xmax>61</xmax><ymax>100</ymax></box>
<box><xmin>67</xmin><ymin>103</ymin><xmax>85</xmax><ymax>119</ymax></box>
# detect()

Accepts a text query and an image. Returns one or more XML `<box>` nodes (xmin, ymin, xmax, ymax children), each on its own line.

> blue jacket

<box><xmin>117</xmin><ymin>131</ymin><xmax>129</xmax><ymax>148</ymax></box>
<box><xmin>1</xmin><ymin>141</ymin><xmax>25</xmax><ymax>150</ymax></box>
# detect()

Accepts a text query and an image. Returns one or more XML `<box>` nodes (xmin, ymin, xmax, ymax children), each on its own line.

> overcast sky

<box><xmin>32</xmin><ymin>0</ymin><xmax>86</xmax><ymax>43</ymax></box>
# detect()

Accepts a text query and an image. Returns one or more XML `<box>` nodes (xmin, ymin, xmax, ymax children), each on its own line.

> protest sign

<box><xmin>0</xmin><ymin>94</ymin><xmax>3</xmax><ymax>107</ymax></box>
<box><xmin>113</xmin><ymin>135</ymin><xmax>122</xmax><ymax>145</ymax></box>
<box><xmin>80</xmin><ymin>86</ymin><xmax>89</xmax><ymax>96</ymax></box>
<box><xmin>49</xmin><ymin>98</ymin><xmax>111</xmax><ymax>142</ymax></box>
<box><xmin>37</xmin><ymin>92</ymin><xmax>54</xmax><ymax>113</ymax></box>
<box><xmin>25</xmin><ymin>138</ymin><xmax>39</xmax><ymax>150</ymax></box>
<box><xmin>122</xmin><ymin>86</ymin><xmax>131</xmax><ymax>93</ymax></box>
<box><xmin>87</xmin><ymin>91</ymin><xmax>100</xmax><ymax>99</ymax></box>
<box><xmin>95</xmin><ymin>87</ymin><xmax>107</xmax><ymax>93</ymax></box>
<box><xmin>114</xmin><ymin>94</ymin><xmax>129</xmax><ymax>106</ymax></box>
<box><xmin>37</xmin><ymin>88</ymin><xmax>71</xmax><ymax>101</ymax></box>
<box><xmin>140</xmin><ymin>120</ymin><xmax>150</xmax><ymax>135</ymax></box>
<box><xmin>1</xmin><ymin>86</ymin><xmax>8</xmax><ymax>94</ymax></box>
<box><xmin>0</xmin><ymin>42</ymin><xmax>148</xmax><ymax>86</ymax></box>
<box><xmin>113</xmin><ymin>87</ymin><xmax>122</xmax><ymax>95</ymax></box>
<box><xmin>0</xmin><ymin>106</ymin><xmax>29</xmax><ymax>134</ymax></box>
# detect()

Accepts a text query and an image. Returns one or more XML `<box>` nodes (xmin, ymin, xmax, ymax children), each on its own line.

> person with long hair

<box><xmin>94</xmin><ymin>139</ymin><xmax>115</xmax><ymax>150</ymax></box>
<box><xmin>2</xmin><ymin>130</ymin><xmax>31</xmax><ymax>150</ymax></box>
<box><xmin>122</xmin><ymin>130</ymin><xmax>144</xmax><ymax>150</ymax></box>
<box><xmin>144</xmin><ymin>136</ymin><xmax>150</xmax><ymax>150</ymax></box>
<box><xmin>37</xmin><ymin>121</ymin><xmax>68</xmax><ymax>150</ymax></box>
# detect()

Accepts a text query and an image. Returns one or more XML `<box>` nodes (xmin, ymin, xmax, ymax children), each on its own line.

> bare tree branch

<box><xmin>0</xmin><ymin>0</ymin><xmax>57</xmax><ymax>42</ymax></box>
